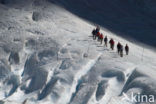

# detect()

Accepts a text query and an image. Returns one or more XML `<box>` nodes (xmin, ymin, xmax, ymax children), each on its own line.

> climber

<box><xmin>104</xmin><ymin>36</ymin><xmax>108</xmax><ymax>47</ymax></box>
<box><xmin>120</xmin><ymin>45</ymin><xmax>123</xmax><ymax>57</ymax></box>
<box><xmin>92</xmin><ymin>29</ymin><xmax>96</xmax><ymax>40</ymax></box>
<box><xmin>95</xmin><ymin>25</ymin><xmax>100</xmax><ymax>33</ymax></box>
<box><xmin>117</xmin><ymin>42</ymin><xmax>121</xmax><ymax>54</ymax></box>
<box><xmin>100</xmin><ymin>33</ymin><xmax>104</xmax><ymax>44</ymax></box>
<box><xmin>109</xmin><ymin>38</ymin><xmax>115</xmax><ymax>50</ymax></box>
<box><xmin>125</xmin><ymin>44</ymin><xmax>129</xmax><ymax>55</ymax></box>
<box><xmin>96</xmin><ymin>32</ymin><xmax>101</xmax><ymax>41</ymax></box>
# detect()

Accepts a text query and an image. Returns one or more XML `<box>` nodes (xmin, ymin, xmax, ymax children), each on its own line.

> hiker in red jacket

<box><xmin>100</xmin><ymin>33</ymin><xmax>104</xmax><ymax>44</ymax></box>
<box><xmin>96</xmin><ymin>32</ymin><xmax>101</xmax><ymax>41</ymax></box>
<box><xmin>125</xmin><ymin>44</ymin><xmax>129</xmax><ymax>55</ymax></box>
<box><xmin>109</xmin><ymin>38</ymin><xmax>115</xmax><ymax>50</ymax></box>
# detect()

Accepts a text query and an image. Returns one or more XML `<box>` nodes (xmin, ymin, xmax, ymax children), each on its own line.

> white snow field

<box><xmin>0</xmin><ymin>0</ymin><xmax>156</xmax><ymax>104</ymax></box>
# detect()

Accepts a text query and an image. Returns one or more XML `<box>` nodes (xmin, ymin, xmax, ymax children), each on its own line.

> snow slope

<box><xmin>0</xmin><ymin>0</ymin><xmax>156</xmax><ymax>104</ymax></box>
<box><xmin>50</xmin><ymin>0</ymin><xmax>156</xmax><ymax>48</ymax></box>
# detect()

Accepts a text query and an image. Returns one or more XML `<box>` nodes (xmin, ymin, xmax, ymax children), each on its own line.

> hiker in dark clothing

<box><xmin>92</xmin><ymin>29</ymin><xmax>96</xmax><ymax>40</ymax></box>
<box><xmin>104</xmin><ymin>36</ymin><xmax>108</xmax><ymax>47</ymax></box>
<box><xmin>95</xmin><ymin>25</ymin><xmax>100</xmax><ymax>33</ymax></box>
<box><xmin>125</xmin><ymin>44</ymin><xmax>129</xmax><ymax>55</ymax></box>
<box><xmin>93</xmin><ymin>25</ymin><xmax>100</xmax><ymax>41</ymax></box>
<box><xmin>117</xmin><ymin>42</ymin><xmax>121</xmax><ymax>54</ymax></box>
<box><xmin>120</xmin><ymin>45</ymin><xmax>123</xmax><ymax>57</ymax></box>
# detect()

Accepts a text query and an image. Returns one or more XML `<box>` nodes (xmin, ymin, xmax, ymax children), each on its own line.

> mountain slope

<box><xmin>0</xmin><ymin>0</ymin><xmax>156</xmax><ymax>104</ymax></box>
<box><xmin>50</xmin><ymin>0</ymin><xmax>156</xmax><ymax>48</ymax></box>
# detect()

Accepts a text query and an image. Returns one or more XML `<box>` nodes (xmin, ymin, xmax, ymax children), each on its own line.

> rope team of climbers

<box><xmin>92</xmin><ymin>26</ymin><xmax>129</xmax><ymax>57</ymax></box>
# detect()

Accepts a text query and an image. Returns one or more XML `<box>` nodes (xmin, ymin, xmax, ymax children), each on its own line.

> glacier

<box><xmin>0</xmin><ymin>0</ymin><xmax>156</xmax><ymax>104</ymax></box>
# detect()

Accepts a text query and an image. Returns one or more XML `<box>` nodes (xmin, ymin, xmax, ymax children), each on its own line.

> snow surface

<box><xmin>51</xmin><ymin>0</ymin><xmax>156</xmax><ymax>48</ymax></box>
<box><xmin>0</xmin><ymin>0</ymin><xmax>156</xmax><ymax>104</ymax></box>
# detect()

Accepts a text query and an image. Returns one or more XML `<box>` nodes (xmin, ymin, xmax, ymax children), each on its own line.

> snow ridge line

<box><xmin>67</xmin><ymin>53</ymin><xmax>102</xmax><ymax>104</ymax></box>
